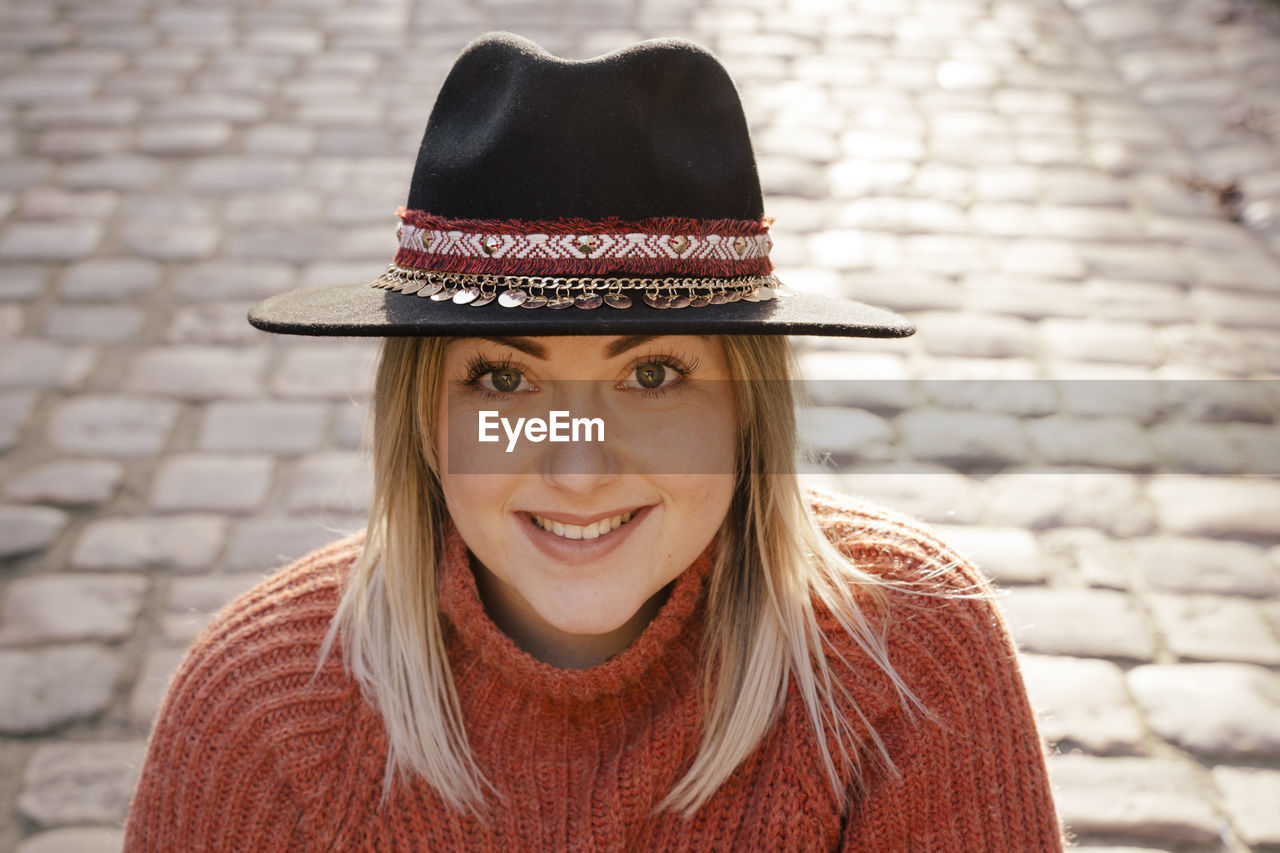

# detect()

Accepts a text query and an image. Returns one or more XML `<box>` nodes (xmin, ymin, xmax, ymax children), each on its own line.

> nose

<box><xmin>538</xmin><ymin>414</ymin><xmax>618</xmax><ymax>495</ymax></box>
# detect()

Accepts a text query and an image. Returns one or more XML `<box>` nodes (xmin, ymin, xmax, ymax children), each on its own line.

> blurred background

<box><xmin>2</xmin><ymin>0</ymin><xmax>1279</xmax><ymax>850</ymax></box>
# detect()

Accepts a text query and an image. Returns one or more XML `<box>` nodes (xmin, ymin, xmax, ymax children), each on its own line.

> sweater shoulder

<box><xmin>155</xmin><ymin>532</ymin><xmax>366</xmax><ymax>744</ymax></box>
<box><xmin>805</xmin><ymin>485</ymin><xmax>988</xmax><ymax>594</ymax></box>
<box><xmin>803</xmin><ymin>487</ymin><xmax>1015</xmax><ymax>707</ymax></box>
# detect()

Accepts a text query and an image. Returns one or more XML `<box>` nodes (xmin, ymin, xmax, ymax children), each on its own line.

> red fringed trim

<box><xmin>393</xmin><ymin>248</ymin><xmax>774</xmax><ymax>277</ymax></box>
<box><xmin>397</xmin><ymin>208</ymin><xmax>774</xmax><ymax>235</ymax></box>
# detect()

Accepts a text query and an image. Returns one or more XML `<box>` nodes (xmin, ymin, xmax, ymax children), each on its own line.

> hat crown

<box><xmin>407</xmin><ymin>33</ymin><xmax>765</xmax><ymax>222</ymax></box>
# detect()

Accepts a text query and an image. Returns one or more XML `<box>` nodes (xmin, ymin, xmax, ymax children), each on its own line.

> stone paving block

<box><xmin>840</xmin><ymin>465</ymin><xmax>986</xmax><ymax>525</ymax></box>
<box><xmin>999</xmin><ymin>588</ymin><xmax>1155</xmax><ymax>659</ymax></box>
<box><xmin>1041</xmin><ymin>319</ymin><xmax>1163</xmax><ymax>366</ymax></box>
<box><xmin>1049</xmin><ymin>755</ymin><xmax>1222</xmax><ymax>845</ymax></box>
<box><xmin>243</xmin><ymin>123</ymin><xmax>316</xmax><ymax>155</ymax></box>
<box><xmin>72</xmin><ymin>515</ymin><xmax>226</xmax><ymax>572</ymax></box>
<box><xmin>162</xmin><ymin>572</ymin><xmax>266</xmax><ymax>644</ymax></box>
<box><xmin>224</xmin><ymin>189</ymin><xmax>320</xmax><ymax>225</ymax></box>
<box><xmin>151</xmin><ymin>454</ymin><xmax>274</xmax><ymax>513</ymax></box>
<box><xmin>125</xmin><ymin>345</ymin><xmax>267</xmax><ymax>399</ymax></box>
<box><xmin>1128</xmin><ymin>663</ymin><xmax>1280</xmax><ymax>758</ymax></box>
<box><xmin>0</xmin><ymin>646</ymin><xmax>120</xmax><ymax>733</ymax></box>
<box><xmin>929</xmin><ymin>524</ymin><xmax>1046</xmax><ymax>583</ymax></box>
<box><xmin>172</xmin><ymin>260</ymin><xmax>295</xmax><ymax>301</ymax></box>
<box><xmin>1149</xmin><ymin>422</ymin><xmax>1242</xmax><ymax>475</ymax></box>
<box><xmin>152</xmin><ymin>94</ymin><xmax>265</xmax><ymax>123</ymax></box>
<box><xmin>0</xmin><ymin>340</ymin><xmax>96</xmax><ymax>390</ymax></box>
<box><xmin>16</xmin><ymin>828</ymin><xmax>124</xmax><ymax>853</ymax></box>
<box><xmin>996</xmin><ymin>239</ymin><xmax>1088</xmax><ymax>279</ymax></box>
<box><xmin>920</xmin><ymin>377</ymin><xmax>1057</xmax><ymax>417</ymax></box>
<box><xmin>1078</xmin><ymin>244</ymin><xmax>1189</xmax><ymax>285</ymax></box>
<box><xmin>1231</xmin><ymin>423</ymin><xmax>1280</xmax><ymax>476</ymax></box>
<box><xmin>0</xmin><ymin>390</ymin><xmax>35</xmax><ymax>451</ymax></box>
<box><xmin>165</xmin><ymin>302</ymin><xmax>263</xmax><ymax>345</ymax></box>
<box><xmin>916</xmin><ymin>312</ymin><xmax>1040</xmax><ymax>359</ymax></box>
<box><xmin>17</xmin><ymin>741</ymin><xmax>145</xmax><ymax>827</ymax></box>
<box><xmin>1194</xmin><ymin>289</ymin><xmax>1280</xmax><ymax>330</ymax></box>
<box><xmin>842</xmin><ymin>270</ymin><xmax>963</xmax><ymax>312</ymax></box>
<box><xmin>0</xmin><ymin>302</ymin><xmax>22</xmax><ymax>337</ymax></box>
<box><xmin>834</xmin><ymin>197</ymin><xmax>965</xmax><ymax>233</ymax></box>
<box><xmin>1212</xmin><ymin>766</ymin><xmax>1280</xmax><ymax>847</ymax></box>
<box><xmin>118</xmin><ymin>194</ymin><xmax>213</xmax><ymax>225</ymax></box>
<box><xmin>333</xmin><ymin>401</ymin><xmax>370</xmax><ymax>450</ymax></box>
<box><xmin>118</xmin><ymin>221</ymin><xmax>220</xmax><ymax>261</ymax></box>
<box><xmin>24</xmin><ymin>100</ymin><xmax>139</xmax><ymax>129</ymax></box>
<box><xmin>1041</xmin><ymin>170</ymin><xmax>1128</xmax><ymax>208</ymax></box>
<box><xmin>58</xmin><ymin>258</ymin><xmax>159</xmax><ymax>302</ymax></box>
<box><xmin>129</xmin><ymin>645</ymin><xmax>186</xmax><ymax>729</ymax></box>
<box><xmin>223</xmin><ymin>516</ymin><xmax>361</xmax><ymax>572</ymax></box>
<box><xmin>897</xmin><ymin>408</ymin><xmax>1028</xmax><ymax>467</ymax></box>
<box><xmin>198</xmin><ymin>400</ymin><xmax>329</xmax><ymax>453</ymax></box>
<box><xmin>1147</xmin><ymin>593</ymin><xmax>1280</xmax><ymax>665</ymax></box>
<box><xmin>1147</xmin><ymin>476</ymin><xmax>1280</xmax><ymax>538</ymax></box>
<box><xmin>899</xmin><ymin>235</ymin><xmax>995</xmax><ymax>275</ymax></box>
<box><xmin>271</xmin><ymin>342</ymin><xmax>378</xmax><ymax>399</ymax></box>
<box><xmin>1042</xmin><ymin>528</ymin><xmax>1129</xmax><ymax>589</ymax></box>
<box><xmin>798</xmin><ymin>407</ymin><xmax>894</xmax><ymax>464</ymax></box>
<box><xmin>1039</xmin><ymin>207</ymin><xmax>1147</xmax><ymax>242</ymax></box>
<box><xmin>0</xmin><ymin>574</ymin><xmax>147</xmax><ymax>644</ymax></box>
<box><xmin>1162</xmin><ymin>379</ymin><xmax>1275</xmax><ymax>424</ymax></box>
<box><xmin>0</xmin><ymin>222</ymin><xmax>101</xmax><ymax>261</ymax></box>
<box><xmin>48</xmin><ymin>396</ymin><xmax>178</xmax><ymax>456</ymax></box>
<box><xmin>1091</xmin><ymin>279</ymin><xmax>1195</xmax><ymax>324</ymax></box>
<box><xmin>985</xmin><ymin>471</ymin><xmax>1154</xmax><ymax>536</ymax></box>
<box><xmin>1019</xmin><ymin>654</ymin><xmax>1145</xmax><ymax>754</ymax></box>
<box><xmin>0</xmin><ymin>505</ymin><xmax>68</xmax><ymax>560</ymax></box>
<box><xmin>964</xmin><ymin>275</ymin><xmax>1088</xmax><ymax>319</ymax></box>
<box><xmin>36</xmin><ymin>129</ymin><xmax>127</xmax><ymax>159</ymax></box>
<box><xmin>184</xmin><ymin>156</ymin><xmax>302</xmax><ymax>193</ymax></box>
<box><xmin>1132</xmin><ymin>536</ymin><xmax>1278</xmax><ymax>598</ymax></box>
<box><xmin>4</xmin><ymin>460</ymin><xmax>124</xmax><ymax>506</ymax></box>
<box><xmin>286</xmin><ymin>452</ymin><xmax>372</xmax><ymax>513</ymax></box>
<box><xmin>1186</xmin><ymin>248</ymin><xmax>1280</xmax><ymax>293</ymax></box>
<box><xmin>0</xmin><ymin>265</ymin><xmax>45</xmax><ymax>300</ymax></box>
<box><xmin>61</xmin><ymin>156</ymin><xmax>165</xmax><ymax>192</ymax></box>
<box><xmin>136</xmin><ymin>121</ymin><xmax>232</xmax><ymax>154</ymax></box>
<box><xmin>1027</xmin><ymin>416</ymin><xmax>1153</xmax><ymax>470</ymax></box>
<box><xmin>44</xmin><ymin>306</ymin><xmax>145</xmax><ymax>344</ymax></box>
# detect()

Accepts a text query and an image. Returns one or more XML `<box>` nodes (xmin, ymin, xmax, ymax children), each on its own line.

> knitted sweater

<box><xmin>125</xmin><ymin>492</ymin><xmax>1062</xmax><ymax>851</ymax></box>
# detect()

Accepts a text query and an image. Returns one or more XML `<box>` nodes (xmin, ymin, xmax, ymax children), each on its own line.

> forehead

<box><xmin>445</xmin><ymin>334</ymin><xmax>716</xmax><ymax>360</ymax></box>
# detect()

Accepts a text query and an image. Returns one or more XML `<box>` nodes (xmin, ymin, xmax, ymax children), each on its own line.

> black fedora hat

<box><xmin>247</xmin><ymin>33</ymin><xmax>914</xmax><ymax>339</ymax></box>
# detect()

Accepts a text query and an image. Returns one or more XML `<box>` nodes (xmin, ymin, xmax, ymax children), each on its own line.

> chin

<box><xmin>535</xmin><ymin>594</ymin><xmax>645</xmax><ymax>638</ymax></box>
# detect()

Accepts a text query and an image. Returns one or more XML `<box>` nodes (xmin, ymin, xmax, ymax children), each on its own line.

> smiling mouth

<box><xmin>529</xmin><ymin>510</ymin><xmax>638</xmax><ymax>541</ymax></box>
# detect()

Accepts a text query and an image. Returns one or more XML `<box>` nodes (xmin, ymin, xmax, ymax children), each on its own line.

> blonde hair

<box><xmin>322</xmin><ymin>335</ymin><xmax>917</xmax><ymax>815</ymax></box>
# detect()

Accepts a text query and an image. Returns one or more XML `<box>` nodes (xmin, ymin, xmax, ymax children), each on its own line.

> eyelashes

<box><xmin>452</xmin><ymin>350</ymin><xmax>701</xmax><ymax>401</ymax></box>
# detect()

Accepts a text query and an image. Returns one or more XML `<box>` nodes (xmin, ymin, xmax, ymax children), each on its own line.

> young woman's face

<box><xmin>435</xmin><ymin>335</ymin><xmax>737</xmax><ymax>665</ymax></box>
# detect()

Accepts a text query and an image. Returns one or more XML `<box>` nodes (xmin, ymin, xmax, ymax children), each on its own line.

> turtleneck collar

<box><xmin>437</xmin><ymin>521</ymin><xmax>716</xmax><ymax>703</ymax></box>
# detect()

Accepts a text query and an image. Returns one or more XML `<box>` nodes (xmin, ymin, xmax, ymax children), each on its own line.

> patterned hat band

<box><xmin>372</xmin><ymin>209</ymin><xmax>784</xmax><ymax>309</ymax></box>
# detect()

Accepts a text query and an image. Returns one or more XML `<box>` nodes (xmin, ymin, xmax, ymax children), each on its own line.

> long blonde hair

<box><xmin>322</xmin><ymin>334</ymin><xmax>917</xmax><ymax>815</ymax></box>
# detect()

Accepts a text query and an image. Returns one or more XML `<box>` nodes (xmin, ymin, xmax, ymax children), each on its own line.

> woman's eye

<box><xmin>483</xmin><ymin>367</ymin><xmax>525</xmax><ymax>393</ymax></box>
<box><xmin>624</xmin><ymin>361</ymin><xmax>679</xmax><ymax>391</ymax></box>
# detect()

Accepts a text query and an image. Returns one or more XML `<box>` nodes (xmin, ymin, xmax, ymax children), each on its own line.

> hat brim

<box><xmin>248</xmin><ymin>281</ymin><xmax>915</xmax><ymax>338</ymax></box>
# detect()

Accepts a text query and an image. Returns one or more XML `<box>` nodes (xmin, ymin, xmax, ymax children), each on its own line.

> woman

<box><xmin>125</xmin><ymin>33</ymin><xmax>1062</xmax><ymax>850</ymax></box>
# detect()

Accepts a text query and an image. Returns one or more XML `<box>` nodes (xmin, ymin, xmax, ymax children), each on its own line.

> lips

<box><xmin>530</xmin><ymin>510</ymin><xmax>637</xmax><ymax>541</ymax></box>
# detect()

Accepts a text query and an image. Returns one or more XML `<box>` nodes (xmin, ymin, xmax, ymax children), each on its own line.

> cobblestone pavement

<box><xmin>2</xmin><ymin>0</ymin><xmax>1280</xmax><ymax>849</ymax></box>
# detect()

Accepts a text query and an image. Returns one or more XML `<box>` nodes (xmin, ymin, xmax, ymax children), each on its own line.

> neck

<box><xmin>470</xmin><ymin>555</ymin><xmax>671</xmax><ymax>669</ymax></box>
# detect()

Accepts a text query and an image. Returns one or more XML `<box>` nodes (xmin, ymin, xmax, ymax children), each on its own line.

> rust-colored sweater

<box><xmin>126</xmin><ymin>493</ymin><xmax>1062</xmax><ymax>851</ymax></box>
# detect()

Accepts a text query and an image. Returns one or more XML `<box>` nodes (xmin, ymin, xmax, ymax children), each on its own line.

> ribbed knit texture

<box><xmin>125</xmin><ymin>492</ymin><xmax>1062</xmax><ymax>851</ymax></box>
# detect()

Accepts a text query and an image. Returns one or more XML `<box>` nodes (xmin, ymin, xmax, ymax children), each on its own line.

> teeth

<box><xmin>532</xmin><ymin>510</ymin><xmax>636</xmax><ymax>540</ymax></box>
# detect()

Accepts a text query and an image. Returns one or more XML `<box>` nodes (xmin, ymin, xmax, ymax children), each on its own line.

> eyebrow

<box><xmin>604</xmin><ymin>334</ymin><xmax>709</xmax><ymax>358</ymax></box>
<box><xmin>460</xmin><ymin>334</ymin><xmax>709</xmax><ymax>360</ymax></box>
